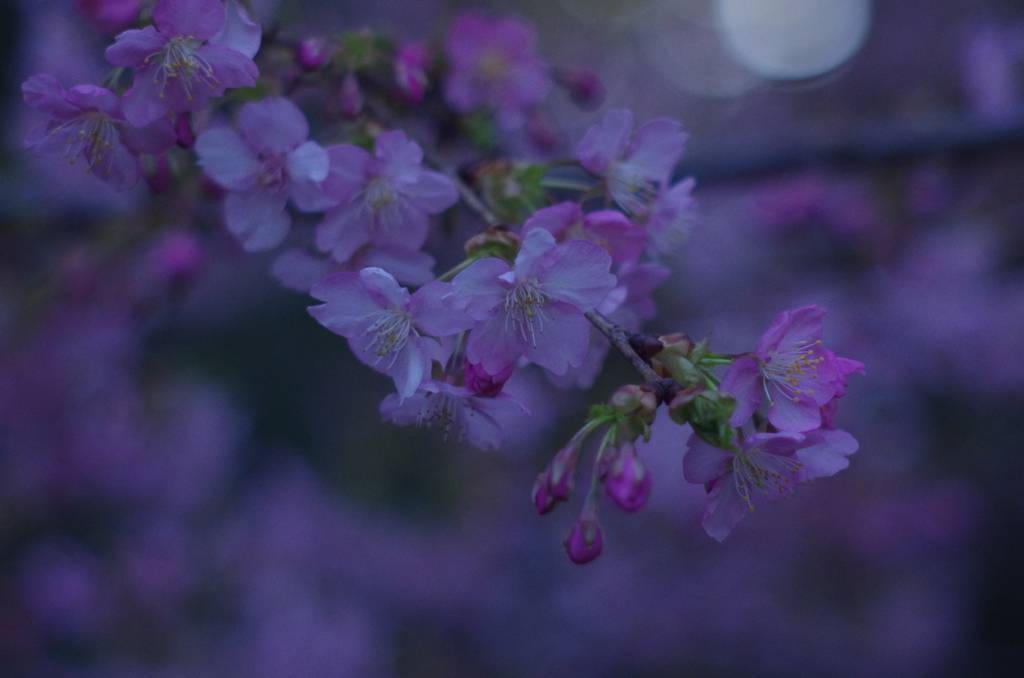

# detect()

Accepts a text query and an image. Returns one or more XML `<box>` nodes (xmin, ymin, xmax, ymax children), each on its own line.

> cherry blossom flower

<box><xmin>547</xmin><ymin>261</ymin><xmax>669</xmax><ymax>389</ymax></box>
<box><xmin>575</xmin><ymin>108</ymin><xmax>687</xmax><ymax>217</ymax></box>
<box><xmin>380</xmin><ymin>379</ymin><xmax>529</xmax><ymax>450</ymax></box>
<box><xmin>643</xmin><ymin>177</ymin><xmax>696</xmax><ymax>257</ymax></box>
<box><xmin>683</xmin><ymin>429</ymin><xmax>858</xmax><ymax>541</ymax></box>
<box><xmin>195</xmin><ymin>97</ymin><xmax>333</xmax><ymax>252</ymax></box>
<box><xmin>720</xmin><ymin>305</ymin><xmax>850</xmax><ymax>432</ymax></box>
<box><xmin>73</xmin><ymin>0</ymin><xmax>140</xmax><ymax>35</ymax></box>
<box><xmin>820</xmin><ymin>351</ymin><xmax>866</xmax><ymax>429</ymax></box>
<box><xmin>450</xmin><ymin>228</ymin><xmax>616</xmax><ymax>376</ymax></box>
<box><xmin>395</xmin><ymin>42</ymin><xmax>429</xmax><ymax>105</ymax></box>
<box><xmin>444</xmin><ymin>13</ymin><xmax>552</xmax><ymax>129</ymax></box>
<box><xmin>522</xmin><ymin>201</ymin><xmax>647</xmax><ymax>264</ymax></box>
<box><xmin>316</xmin><ymin>131</ymin><xmax>458</xmax><ymax>265</ymax></box>
<box><xmin>22</xmin><ymin>74</ymin><xmax>175</xmax><ymax>191</ymax></box>
<box><xmin>308</xmin><ymin>268</ymin><xmax>474</xmax><ymax>399</ymax></box>
<box><xmin>105</xmin><ymin>0</ymin><xmax>259</xmax><ymax>127</ymax></box>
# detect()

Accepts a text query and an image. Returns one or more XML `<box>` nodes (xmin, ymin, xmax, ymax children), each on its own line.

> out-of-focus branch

<box><xmin>679</xmin><ymin>114</ymin><xmax>1024</xmax><ymax>182</ymax></box>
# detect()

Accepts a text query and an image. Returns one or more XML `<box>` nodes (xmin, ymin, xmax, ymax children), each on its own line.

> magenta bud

<box><xmin>532</xmin><ymin>474</ymin><xmax>555</xmax><ymax>515</ymax></box>
<box><xmin>605</xmin><ymin>455</ymin><xmax>651</xmax><ymax>512</ymax></box>
<box><xmin>297</xmin><ymin>37</ymin><xmax>332</xmax><ymax>70</ymax></box>
<box><xmin>564</xmin><ymin>518</ymin><xmax>603</xmax><ymax>564</ymax></box>
<box><xmin>150</xmin><ymin>231</ymin><xmax>206</xmax><ymax>288</ymax></box>
<box><xmin>395</xmin><ymin>43</ymin><xmax>429</xmax><ymax>105</ymax></box>
<box><xmin>174</xmin><ymin>113</ymin><xmax>194</xmax><ymax>149</ymax></box>
<box><xmin>532</xmin><ymin>464</ymin><xmax>574</xmax><ymax>515</ymax></box>
<box><xmin>556</xmin><ymin>67</ymin><xmax>606</xmax><ymax>111</ymax></box>
<box><xmin>527</xmin><ymin>112</ymin><xmax>559</xmax><ymax>152</ymax></box>
<box><xmin>340</xmin><ymin>72</ymin><xmax>364</xmax><ymax>117</ymax></box>
<box><xmin>465</xmin><ymin>361</ymin><xmax>513</xmax><ymax>397</ymax></box>
<box><xmin>144</xmin><ymin>154</ymin><xmax>173</xmax><ymax>194</ymax></box>
<box><xmin>74</xmin><ymin>0</ymin><xmax>140</xmax><ymax>35</ymax></box>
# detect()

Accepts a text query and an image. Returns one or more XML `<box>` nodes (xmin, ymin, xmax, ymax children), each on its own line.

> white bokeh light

<box><xmin>714</xmin><ymin>0</ymin><xmax>872</xmax><ymax>79</ymax></box>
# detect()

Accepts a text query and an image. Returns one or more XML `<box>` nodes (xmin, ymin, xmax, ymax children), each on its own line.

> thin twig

<box><xmin>585</xmin><ymin>310</ymin><xmax>660</xmax><ymax>384</ymax></box>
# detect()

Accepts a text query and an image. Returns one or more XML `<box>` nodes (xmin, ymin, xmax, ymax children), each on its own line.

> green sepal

<box><xmin>477</xmin><ymin>162</ymin><xmax>548</xmax><ymax>224</ymax></box>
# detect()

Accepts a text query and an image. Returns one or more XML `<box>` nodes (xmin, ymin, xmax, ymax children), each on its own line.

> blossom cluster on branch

<box><xmin>21</xmin><ymin>0</ymin><xmax>862</xmax><ymax>563</ymax></box>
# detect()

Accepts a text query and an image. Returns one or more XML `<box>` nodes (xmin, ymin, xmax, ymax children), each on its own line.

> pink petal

<box><xmin>322</xmin><ymin>144</ymin><xmax>372</xmax><ymax>205</ymax></box>
<box><xmin>518</xmin><ymin>300</ymin><xmax>591</xmax><ymax>374</ymax></box>
<box><xmin>682</xmin><ymin>434</ymin><xmax>732</xmax><ymax>484</ymax></box>
<box><xmin>210</xmin><ymin>0</ymin><xmax>261</xmax><ymax>58</ymax></box>
<box><xmin>152</xmin><ymin>0</ymin><xmax>225</xmax><ymax>41</ymax></box>
<box><xmin>538</xmin><ymin>239</ymin><xmax>616</xmax><ymax>311</ymax></box>
<box><xmin>358</xmin><ymin>267</ymin><xmax>410</xmax><ymax>309</ymax></box>
<box><xmin>195</xmin><ymin>128</ymin><xmax>259</xmax><ymax>190</ymax></box>
<box><xmin>575</xmin><ymin>108</ymin><xmax>632</xmax><ymax>175</ymax></box>
<box><xmin>626</xmin><ymin>118</ymin><xmax>687</xmax><ymax>183</ymax></box>
<box><xmin>700</xmin><ymin>475</ymin><xmax>749</xmax><ymax>542</ymax></box>
<box><xmin>105</xmin><ymin>27</ymin><xmax>166</xmax><ymax>67</ymax></box>
<box><xmin>375</xmin><ymin>130</ymin><xmax>422</xmax><ymax>184</ymax></box>
<box><xmin>316</xmin><ymin>202</ymin><xmax>372</xmax><ymax>263</ymax></box>
<box><xmin>451</xmin><ymin>258</ymin><xmax>511</xmax><ymax>320</ymax></box>
<box><xmin>755</xmin><ymin>305</ymin><xmax>825</xmax><ymax>356</ymax></box>
<box><xmin>465</xmin><ymin>312</ymin><xmax>526</xmax><ymax>375</ymax></box>
<box><xmin>239</xmin><ymin>97</ymin><xmax>308</xmax><ymax>157</ymax></box>
<box><xmin>409</xmin><ymin>282</ymin><xmax>476</xmax><ymax>336</ymax></box>
<box><xmin>308</xmin><ymin>273</ymin><xmax>382</xmax><ymax>334</ymax></box>
<box><xmin>720</xmin><ymin>357</ymin><xmax>763</xmax><ymax>426</ymax></box>
<box><xmin>195</xmin><ymin>44</ymin><xmax>258</xmax><ymax>90</ymax></box>
<box><xmin>765</xmin><ymin>393</ymin><xmax>823</xmax><ymax>432</ymax></box>
<box><xmin>522</xmin><ymin>202</ymin><xmax>581</xmax><ymax>238</ymax></box>
<box><xmin>120</xmin><ymin>63</ymin><xmax>175</xmax><ymax>127</ymax></box>
<box><xmin>794</xmin><ymin>429</ymin><xmax>858</xmax><ymax>478</ymax></box>
<box><xmin>22</xmin><ymin>75</ymin><xmax>80</xmax><ymax>119</ymax></box>
<box><xmin>123</xmin><ymin>114</ymin><xmax>177</xmax><ymax>154</ymax></box>
<box><xmin>223</xmin><ymin>190</ymin><xmax>289</xmax><ymax>252</ymax></box>
<box><xmin>399</xmin><ymin>170</ymin><xmax>458</xmax><ymax>214</ymax></box>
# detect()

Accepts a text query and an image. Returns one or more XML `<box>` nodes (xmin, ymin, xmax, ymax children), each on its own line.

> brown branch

<box><xmin>585</xmin><ymin>310</ymin><xmax>660</xmax><ymax>384</ymax></box>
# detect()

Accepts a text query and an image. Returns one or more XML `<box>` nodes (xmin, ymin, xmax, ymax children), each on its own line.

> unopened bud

<box><xmin>174</xmin><ymin>113</ymin><xmax>194</xmax><ymax>149</ymax></box>
<box><xmin>465</xmin><ymin>361</ymin><xmax>513</xmax><ymax>397</ymax></box>
<box><xmin>340</xmin><ymin>72</ymin><xmax>364</xmax><ymax>117</ymax></box>
<box><xmin>609</xmin><ymin>384</ymin><xmax>658</xmax><ymax>425</ymax></box>
<box><xmin>395</xmin><ymin>43</ymin><xmax>429</xmax><ymax>105</ymax></box>
<box><xmin>555</xmin><ymin>67</ymin><xmax>606</xmax><ymax>111</ymax></box>
<box><xmin>297</xmin><ymin>37</ymin><xmax>332</xmax><ymax>70</ymax></box>
<box><xmin>604</xmin><ymin>441</ymin><xmax>651</xmax><ymax>512</ymax></box>
<box><xmin>563</xmin><ymin>518</ymin><xmax>603</xmax><ymax>565</ymax></box>
<box><xmin>531</xmin><ymin>441</ymin><xmax>581</xmax><ymax>514</ymax></box>
<box><xmin>668</xmin><ymin>386</ymin><xmax>737</xmax><ymax>449</ymax></box>
<box><xmin>144</xmin><ymin>154</ymin><xmax>173</xmax><ymax>194</ymax></box>
<box><xmin>463</xmin><ymin>228</ymin><xmax>521</xmax><ymax>264</ymax></box>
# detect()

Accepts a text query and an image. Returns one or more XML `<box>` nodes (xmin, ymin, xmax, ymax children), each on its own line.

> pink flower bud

<box><xmin>74</xmin><ymin>0</ymin><xmax>140</xmax><ymax>36</ymax></box>
<box><xmin>465</xmin><ymin>361</ymin><xmax>513</xmax><ymax>397</ymax></box>
<box><xmin>556</xmin><ymin>67</ymin><xmax>605</xmax><ymax>111</ymax></box>
<box><xmin>395</xmin><ymin>43</ymin><xmax>429</xmax><ymax>105</ymax></box>
<box><xmin>340</xmin><ymin>72</ymin><xmax>364</xmax><ymax>117</ymax></box>
<box><xmin>144</xmin><ymin>155</ymin><xmax>173</xmax><ymax>194</ymax></box>
<box><xmin>527</xmin><ymin>112</ymin><xmax>559</xmax><ymax>152</ymax></box>
<box><xmin>563</xmin><ymin>518</ymin><xmax>603</xmax><ymax>564</ymax></box>
<box><xmin>150</xmin><ymin>232</ymin><xmax>206</xmax><ymax>288</ymax></box>
<box><xmin>174</xmin><ymin>113</ymin><xmax>195</xmax><ymax>149</ymax></box>
<box><xmin>297</xmin><ymin>37</ymin><xmax>332</xmax><ymax>70</ymax></box>
<box><xmin>531</xmin><ymin>457</ymin><xmax>576</xmax><ymax>515</ymax></box>
<box><xmin>532</xmin><ymin>473</ymin><xmax>556</xmax><ymax>515</ymax></box>
<box><xmin>605</xmin><ymin>454</ymin><xmax>651</xmax><ymax>513</ymax></box>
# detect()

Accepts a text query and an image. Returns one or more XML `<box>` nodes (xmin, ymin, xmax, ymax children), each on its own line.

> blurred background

<box><xmin>2</xmin><ymin>0</ymin><xmax>1024</xmax><ymax>676</ymax></box>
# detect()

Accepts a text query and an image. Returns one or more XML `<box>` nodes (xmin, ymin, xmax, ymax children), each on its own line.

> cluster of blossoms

<box><xmin>22</xmin><ymin>0</ymin><xmax>861</xmax><ymax>563</ymax></box>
